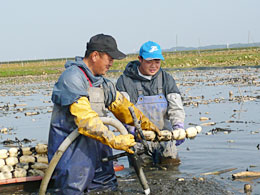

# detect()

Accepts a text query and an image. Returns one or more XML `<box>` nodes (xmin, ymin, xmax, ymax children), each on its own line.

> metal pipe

<box><xmin>128</xmin><ymin>107</ymin><xmax>150</xmax><ymax>195</ymax></box>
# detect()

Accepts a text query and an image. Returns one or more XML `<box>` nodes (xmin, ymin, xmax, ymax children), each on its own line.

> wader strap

<box><xmin>78</xmin><ymin>67</ymin><xmax>106</xmax><ymax>116</ymax></box>
<box><xmin>78</xmin><ymin>67</ymin><xmax>92</xmax><ymax>87</ymax></box>
<box><xmin>136</xmin><ymin>81</ymin><xmax>143</xmax><ymax>96</ymax></box>
<box><xmin>157</xmin><ymin>72</ymin><xmax>163</xmax><ymax>94</ymax></box>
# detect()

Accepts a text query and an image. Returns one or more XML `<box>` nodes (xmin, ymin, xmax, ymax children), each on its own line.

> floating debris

<box><xmin>200</xmin><ymin>117</ymin><xmax>210</xmax><ymax>121</ymax></box>
<box><xmin>232</xmin><ymin>171</ymin><xmax>260</xmax><ymax>179</ymax></box>
<box><xmin>25</xmin><ymin>112</ymin><xmax>40</xmax><ymax>116</ymax></box>
<box><xmin>226</xmin><ymin>120</ymin><xmax>245</xmax><ymax>123</ymax></box>
<box><xmin>0</xmin><ymin>138</ymin><xmax>33</xmax><ymax>147</ymax></box>
<box><xmin>229</xmin><ymin>91</ymin><xmax>233</xmax><ymax>100</ymax></box>
<box><xmin>191</xmin><ymin>177</ymin><xmax>205</xmax><ymax>182</ymax></box>
<box><xmin>201</xmin><ymin>168</ymin><xmax>237</xmax><ymax>176</ymax></box>
<box><xmin>201</xmin><ymin>122</ymin><xmax>216</xmax><ymax>126</ymax></box>
<box><xmin>1</xmin><ymin>139</ymin><xmax>16</xmax><ymax>146</ymax></box>
<box><xmin>16</xmin><ymin>108</ymin><xmax>24</xmax><ymax>112</ymax></box>
<box><xmin>16</xmin><ymin>104</ymin><xmax>27</xmax><ymax>107</ymax></box>
<box><xmin>244</xmin><ymin>184</ymin><xmax>252</xmax><ymax>193</ymax></box>
<box><xmin>176</xmin><ymin>178</ymin><xmax>185</xmax><ymax>181</ymax></box>
<box><xmin>0</xmin><ymin>128</ymin><xmax>8</xmax><ymax>134</ymax></box>
<box><xmin>211</xmin><ymin>127</ymin><xmax>232</xmax><ymax>134</ymax></box>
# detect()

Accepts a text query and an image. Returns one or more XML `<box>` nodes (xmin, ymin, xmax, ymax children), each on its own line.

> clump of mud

<box><xmin>89</xmin><ymin>172</ymin><xmax>233</xmax><ymax>195</ymax></box>
<box><xmin>117</xmin><ymin>176</ymin><xmax>232</xmax><ymax>195</ymax></box>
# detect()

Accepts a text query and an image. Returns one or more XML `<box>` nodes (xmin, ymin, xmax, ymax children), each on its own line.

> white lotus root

<box><xmin>35</xmin><ymin>144</ymin><xmax>48</xmax><ymax>154</ymax></box>
<box><xmin>196</xmin><ymin>126</ymin><xmax>202</xmax><ymax>133</ymax></box>
<box><xmin>158</xmin><ymin>130</ymin><xmax>172</xmax><ymax>141</ymax></box>
<box><xmin>19</xmin><ymin>155</ymin><xmax>36</xmax><ymax>163</ymax></box>
<box><xmin>141</xmin><ymin>126</ymin><xmax>202</xmax><ymax>141</ymax></box>
<box><xmin>0</xmin><ymin>144</ymin><xmax>49</xmax><ymax>180</ymax></box>
<box><xmin>185</xmin><ymin>127</ymin><xmax>198</xmax><ymax>138</ymax></box>
<box><xmin>28</xmin><ymin>169</ymin><xmax>45</xmax><ymax>177</ymax></box>
<box><xmin>31</xmin><ymin>162</ymin><xmax>48</xmax><ymax>170</ymax></box>
<box><xmin>14</xmin><ymin>168</ymin><xmax>27</xmax><ymax>178</ymax></box>
<box><xmin>5</xmin><ymin>156</ymin><xmax>19</xmax><ymax>166</ymax></box>
<box><xmin>36</xmin><ymin>155</ymin><xmax>48</xmax><ymax>164</ymax></box>
<box><xmin>0</xmin><ymin>149</ymin><xmax>8</xmax><ymax>159</ymax></box>
<box><xmin>9</xmin><ymin>148</ymin><xmax>18</xmax><ymax>157</ymax></box>
<box><xmin>16</xmin><ymin>163</ymin><xmax>29</xmax><ymax>170</ymax></box>
<box><xmin>200</xmin><ymin>117</ymin><xmax>209</xmax><ymax>121</ymax></box>
<box><xmin>186</xmin><ymin>126</ymin><xmax>203</xmax><ymax>138</ymax></box>
<box><xmin>0</xmin><ymin>159</ymin><xmax>5</xmax><ymax>168</ymax></box>
<box><xmin>0</xmin><ymin>165</ymin><xmax>13</xmax><ymax>172</ymax></box>
<box><xmin>21</xmin><ymin>147</ymin><xmax>32</xmax><ymax>155</ymax></box>
<box><xmin>0</xmin><ymin>171</ymin><xmax>12</xmax><ymax>180</ymax></box>
<box><xmin>142</xmin><ymin>131</ymin><xmax>156</xmax><ymax>141</ymax></box>
<box><xmin>172</xmin><ymin>128</ymin><xmax>186</xmax><ymax>140</ymax></box>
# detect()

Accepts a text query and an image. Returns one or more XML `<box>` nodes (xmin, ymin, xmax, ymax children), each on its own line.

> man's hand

<box><xmin>175</xmin><ymin>139</ymin><xmax>185</xmax><ymax>146</ymax></box>
<box><xmin>109</xmin><ymin>134</ymin><xmax>136</xmax><ymax>154</ymax></box>
<box><xmin>143</xmin><ymin>123</ymin><xmax>161</xmax><ymax>137</ymax></box>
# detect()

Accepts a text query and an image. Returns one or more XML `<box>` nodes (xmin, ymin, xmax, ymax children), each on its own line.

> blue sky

<box><xmin>0</xmin><ymin>0</ymin><xmax>259</xmax><ymax>61</ymax></box>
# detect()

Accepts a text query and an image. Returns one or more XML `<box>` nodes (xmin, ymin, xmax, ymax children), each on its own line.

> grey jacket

<box><xmin>116</xmin><ymin>60</ymin><xmax>185</xmax><ymax>128</ymax></box>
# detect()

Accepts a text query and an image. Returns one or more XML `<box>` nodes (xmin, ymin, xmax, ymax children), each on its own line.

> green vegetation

<box><xmin>160</xmin><ymin>47</ymin><xmax>260</xmax><ymax>69</ymax></box>
<box><xmin>0</xmin><ymin>47</ymin><xmax>259</xmax><ymax>77</ymax></box>
<box><xmin>0</xmin><ymin>60</ymin><xmax>66</xmax><ymax>77</ymax></box>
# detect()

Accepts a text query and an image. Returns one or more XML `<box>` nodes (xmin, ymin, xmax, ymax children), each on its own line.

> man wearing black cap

<box><xmin>48</xmin><ymin>34</ymin><xmax>160</xmax><ymax>194</ymax></box>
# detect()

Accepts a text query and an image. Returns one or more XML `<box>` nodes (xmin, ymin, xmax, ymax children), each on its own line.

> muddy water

<box><xmin>0</xmin><ymin>67</ymin><xmax>260</xmax><ymax>194</ymax></box>
<box><xmin>176</xmin><ymin>67</ymin><xmax>260</xmax><ymax>194</ymax></box>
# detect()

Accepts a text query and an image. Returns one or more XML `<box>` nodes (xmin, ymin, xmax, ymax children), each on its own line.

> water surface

<box><xmin>0</xmin><ymin>67</ymin><xmax>259</xmax><ymax>194</ymax></box>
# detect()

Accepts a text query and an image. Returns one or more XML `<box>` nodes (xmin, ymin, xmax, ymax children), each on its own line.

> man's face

<box><xmin>138</xmin><ymin>56</ymin><xmax>161</xmax><ymax>76</ymax></box>
<box><xmin>92</xmin><ymin>52</ymin><xmax>114</xmax><ymax>75</ymax></box>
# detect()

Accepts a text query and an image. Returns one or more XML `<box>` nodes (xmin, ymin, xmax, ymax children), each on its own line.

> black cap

<box><xmin>86</xmin><ymin>34</ymin><xmax>126</xmax><ymax>60</ymax></box>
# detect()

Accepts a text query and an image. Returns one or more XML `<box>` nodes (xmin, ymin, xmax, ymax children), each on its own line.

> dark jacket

<box><xmin>116</xmin><ymin>60</ymin><xmax>185</xmax><ymax>129</ymax></box>
<box><xmin>116</xmin><ymin>60</ymin><xmax>180</xmax><ymax>104</ymax></box>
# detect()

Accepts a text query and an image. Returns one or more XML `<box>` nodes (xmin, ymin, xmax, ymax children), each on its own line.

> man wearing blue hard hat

<box><xmin>116</xmin><ymin>41</ymin><xmax>185</xmax><ymax>165</ymax></box>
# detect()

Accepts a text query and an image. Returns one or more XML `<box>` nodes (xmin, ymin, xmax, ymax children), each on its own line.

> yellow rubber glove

<box><xmin>70</xmin><ymin>96</ymin><xmax>136</xmax><ymax>154</ymax></box>
<box><xmin>108</xmin><ymin>92</ymin><xmax>161</xmax><ymax>136</ymax></box>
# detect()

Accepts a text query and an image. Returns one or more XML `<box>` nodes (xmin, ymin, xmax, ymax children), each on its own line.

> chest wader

<box><xmin>88</xmin><ymin>87</ymin><xmax>107</xmax><ymax>117</ymax></box>
<box><xmin>84</xmin><ymin>86</ymin><xmax>120</xmax><ymax>193</ymax></box>
<box><xmin>130</xmin><ymin>73</ymin><xmax>177</xmax><ymax>165</ymax></box>
<box><xmin>45</xmin><ymin>87</ymin><xmax>117</xmax><ymax>194</ymax></box>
